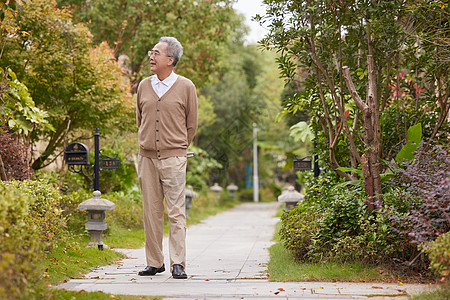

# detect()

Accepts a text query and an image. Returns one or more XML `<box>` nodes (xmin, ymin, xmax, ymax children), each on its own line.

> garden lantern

<box><xmin>185</xmin><ymin>185</ymin><xmax>198</xmax><ymax>219</ymax></box>
<box><xmin>78</xmin><ymin>190</ymin><xmax>115</xmax><ymax>250</ymax></box>
<box><xmin>278</xmin><ymin>186</ymin><xmax>304</xmax><ymax>211</ymax></box>
<box><xmin>210</xmin><ymin>183</ymin><xmax>223</xmax><ymax>200</ymax></box>
<box><xmin>226</xmin><ymin>183</ymin><xmax>238</xmax><ymax>198</ymax></box>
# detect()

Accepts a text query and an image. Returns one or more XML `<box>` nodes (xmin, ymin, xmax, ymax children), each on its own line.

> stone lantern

<box><xmin>185</xmin><ymin>185</ymin><xmax>198</xmax><ymax>219</ymax></box>
<box><xmin>210</xmin><ymin>183</ymin><xmax>223</xmax><ymax>200</ymax></box>
<box><xmin>278</xmin><ymin>186</ymin><xmax>304</xmax><ymax>211</ymax></box>
<box><xmin>226</xmin><ymin>183</ymin><xmax>238</xmax><ymax>198</ymax></box>
<box><xmin>78</xmin><ymin>190</ymin><xmax>115</xmax><ymax>250</ymax></box>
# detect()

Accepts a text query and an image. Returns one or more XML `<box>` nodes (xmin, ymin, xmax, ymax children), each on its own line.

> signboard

<box><xmin>65</xmin><ymin>143</ymin><xmax>90</xmax><ymax>165</ymax></box>
<box><xmin>293</xmin><ymin>157</ymin><xmax>312</xmax><ymax>171</ymax></box>
<box><xmin>101</xmin><ymin>156</ymin><xmax>120</xmax><ymax>170</ymax></box>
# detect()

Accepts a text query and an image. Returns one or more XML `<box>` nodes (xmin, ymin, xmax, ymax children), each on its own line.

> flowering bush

<box><xmin>385</xmin><ymin>142</ymin><xmax>449</xmax><ymax>246</ymax></box>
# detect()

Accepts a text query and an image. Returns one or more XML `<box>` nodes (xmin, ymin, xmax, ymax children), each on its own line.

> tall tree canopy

<box><xmin>258</xmin><ymin>0</ymin><xmax>449</xmax><ymax>207</ymax></box>
<box><xmin>1</xmin><ymin>0</ymin><xmax>134</xmax><ymax>170</ymax></box>
<box><xmin>57</xmin><ymin>0</ymin><xmax>244</xmax><ymax>90</ymax></box>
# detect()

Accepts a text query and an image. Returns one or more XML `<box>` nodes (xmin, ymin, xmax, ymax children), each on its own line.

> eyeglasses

<box><xmin>148</xmin><ymin>50</ymin><xmax>172</xmax><ymax>58</ymax></box>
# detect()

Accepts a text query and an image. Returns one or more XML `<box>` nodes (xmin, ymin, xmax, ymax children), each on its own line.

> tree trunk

<box><xmin>31</xmin><ymin>117</ymin><xmax>70</xmax><ymax>170</ymax></box>
<box><xmin>342</xmin><ymin>55</ymin><xmax>384</xmax><ymax>210</ymax></box>
<box><xmin>0</xmin><ymin>154</ymin><xmax>7</xmax><ymax>181</ymax></box>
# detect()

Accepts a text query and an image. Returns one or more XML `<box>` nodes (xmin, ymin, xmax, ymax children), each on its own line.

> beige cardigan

<box><xmin>136</xmin><ymin>75</ymin><xmax>198</xmax><ymax>159</ymax></box>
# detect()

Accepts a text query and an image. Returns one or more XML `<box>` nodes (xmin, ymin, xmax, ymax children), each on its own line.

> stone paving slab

<box><xmin>57</xmin><ymin>202</ymin><xmax>437</xmax><ymax>299</ymax></box>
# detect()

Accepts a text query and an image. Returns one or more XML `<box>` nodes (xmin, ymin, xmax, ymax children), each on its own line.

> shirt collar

<box><xmin>152</xmin><ymin>72</ymin><xmax>177</xmax><ymax>86</ymax></box>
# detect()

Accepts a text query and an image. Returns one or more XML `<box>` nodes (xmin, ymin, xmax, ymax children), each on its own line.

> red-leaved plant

<box><xmin>0</xmin><ymin>125</ymin><xmax>33</xmax><ymax>180</ymax></box>
<box><xmin>385</xmin><ymin>142</ymin><xmax>449</xmax><ymax>247</ymax></box>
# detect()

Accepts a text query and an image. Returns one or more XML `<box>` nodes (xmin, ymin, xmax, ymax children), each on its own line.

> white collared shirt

<box><xmin>150</xmin><ymin>72</ymin><xmax>179</xmax><ymax>98</ymax></box>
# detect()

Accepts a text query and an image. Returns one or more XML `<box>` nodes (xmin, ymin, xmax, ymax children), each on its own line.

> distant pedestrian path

<box><xmin>58</xmin><ymin>202</ymin><xmax>435</xmax><ymax>299</ymax></box>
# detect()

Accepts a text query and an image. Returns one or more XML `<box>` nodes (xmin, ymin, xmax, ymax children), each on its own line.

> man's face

<box><xmin>149</xmin><ymin>42</ymin><xmax>174</xmax><ymax>75</ymax></box>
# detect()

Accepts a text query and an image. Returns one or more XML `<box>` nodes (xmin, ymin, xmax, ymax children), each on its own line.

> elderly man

<box><xmin>136</xmin><ymin>37</ymin><xmax>198</xmax><ymax>279</ymax></box>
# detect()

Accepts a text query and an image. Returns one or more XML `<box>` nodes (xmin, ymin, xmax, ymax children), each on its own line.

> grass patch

<box><xmin>408</xmin><ymin>283</ymin><xmax>450</xmax><ymax>300</ymax></box>
<box><xmin>35</xmin><ymin>284</ymin><xmax>162</xmax><ymax>300</ymax></box>
<box><xmin>102</xmin><ymin>224</ymin><xmax>146</xmax><ymax>249</ymax></box>
<box><xmin>268</xmin><ymin>242</ymin><xmax>381</xmax><ymax>282</ymax></box>
<box><xmin>44</xmin><ymin>237</ymin><xmax>126</xmax><ymax>285</ymax></box>
<box><xmin>50</xmin><ymin>289</ymin><xmax>162</xmax><ymax>300</ymax></box>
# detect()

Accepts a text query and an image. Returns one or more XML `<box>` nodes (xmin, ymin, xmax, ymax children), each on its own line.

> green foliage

<box><xmin>284</xmin><ymin>171</ymin><xmax>415</xmax><ymax>265</ymax></box>
<box><xmin>105</xmin><ymin>190</ymin><xmax>143</xmax><ymax>230</ymax></box>
<box><xmin>8</xmin><ymin>179</ymin><xmax>67</xmax><ymax>250</ymax></box>
<box><xmin>0</xmin><ymin>67</ymin><xmax>52</xmax><ymax>134</ymax></box>
<box><xmin>0</xmin><ymin>183</ymin><xmax>42</xmax><ymax>299</ymax></box>
<box><xmin>98</xmin><ymin>145</ymin><xmax>139</xmax><ymax>194</ymax></box>
<box><xmin>259</xmin><ymin>0</ymin><xmax>449</xmax><ymax>187</ymax></box>
<box><xmin>425</xmin><ymin>232</ymin><xmax>450</xmax><ymax>280</ymax></box>
<box><xmin>1</xmin><ymin>0</ymin><xmax>134</xmax><ymax>170</ymax></box>
<box><xmin>186</xmin><ymin>145</ymin><xmax>222</xmax><ymax>192</ymax></box>
<box><xmin>58</xmin><ymin>0</ymin><xmax>244</xmax><ymax>89</ymax></box>
<box><xmin>279</xmin><ymin>207</ymin><xmax>320</xmax><ymax>261</ymax></box>
<box><xmin>395</xmin><ymin>123</ymin><xmax>422</xmax><ymax>162</ymax></box>
<box><xmin>289</xmin><ymin>121</ymin><xmax>313</xmax><ymax>143</ymax></box>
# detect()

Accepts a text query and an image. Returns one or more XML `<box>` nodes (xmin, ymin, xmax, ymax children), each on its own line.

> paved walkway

<box><xmin>58</xmin><ymin>202</ymin><xmax>436</xmax><ymax>299</ymax></box>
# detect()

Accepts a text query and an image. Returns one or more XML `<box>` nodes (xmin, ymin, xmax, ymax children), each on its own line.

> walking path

<box><xmin>58</xmin><ymin>202</ymin><xmax>436</xmax><ymax>299</ymax></box>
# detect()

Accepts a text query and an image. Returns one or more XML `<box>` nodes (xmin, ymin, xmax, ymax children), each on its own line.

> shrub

<box><xmin>0</xmin><ymin>183</ymin><xmax>42</xmax><ymax>299</ymax></box>
<box><xmin>385</xmin><ymin>142</ymin><xmax>449</xmax><ymax>246</ymax></box>
<box><xmin>426</xmin><ymin>232</ymin><xmax>450</xmax><ymax>281</ymax></box>
<box><xmin>0</xmin><ymin>126</ymin><xmax>33</xmax><ymax>180</ymax></box>
<box><xmin>105</xmin><ymin>189</ymin><xmax>143</xmax><ymax>229</ymax></box>
<box><xmin>279</xmin><ymin>206</ymin><xmax>321</xmax><ymax>261</ymax></box>
<box><xmin>8</xmin><ymin>179</ymin><xmax>67</xmax><ymax>249</ymax></box>
<box><xmin>280</xmin><ymin>178</ymin><xmax>415</xmax><ymax>265</ymax></box>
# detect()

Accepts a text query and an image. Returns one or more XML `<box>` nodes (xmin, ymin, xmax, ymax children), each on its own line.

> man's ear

<box><xmin>167</xmin><ymin>56</ymin><xmax>175</xmax><ymax>67</ymax></box>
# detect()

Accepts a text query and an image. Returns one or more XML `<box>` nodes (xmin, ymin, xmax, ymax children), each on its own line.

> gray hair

<box><xmin>159</xmin><ymin>36</ymin><xmax>183</xmax><ymax>67</ymax></box>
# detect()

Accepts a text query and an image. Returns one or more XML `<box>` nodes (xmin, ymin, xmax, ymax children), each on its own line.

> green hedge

<box><xmin>426</xmin><ymin>232</ymin><xmax>450</xmax><ymax>280</ymax></box>
<box><xmin>0</xmin><ymin>180</ymin><xmax>67</xmax><ymax>298</ymax></box>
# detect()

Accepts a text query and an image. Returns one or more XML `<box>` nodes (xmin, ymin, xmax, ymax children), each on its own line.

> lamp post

<box><xmin>253</xmin><ymin>123</ymin><xmax>259</xmax><ymax>202</ymax></box>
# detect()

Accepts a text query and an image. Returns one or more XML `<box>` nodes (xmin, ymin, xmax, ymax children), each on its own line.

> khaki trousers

<box><xmin>138</xmin><ymin>155</ymin><xmax>187</xmax><ymax>271</ymax></box>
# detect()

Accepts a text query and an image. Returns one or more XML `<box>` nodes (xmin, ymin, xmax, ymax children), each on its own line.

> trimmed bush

<box><xmin>0</xmin><ymin>183</ymin><xmax>42</xmax><ymax>299</ymax></box>
<box><xmin>426</xmin><ymin>232</ymin><xmax>450</xmax><ymax>281</ymax></box>
<box><xmin>279</xmin><ymin>206</ymin><xmax>320</xmax><ymax>261</ymax></box>
<box><xmin>8</xmin><ymin>180</ymin><xmax>67</xmax><ymax>249</ymax></box>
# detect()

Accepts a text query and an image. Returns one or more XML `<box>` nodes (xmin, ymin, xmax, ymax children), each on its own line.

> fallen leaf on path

<box><xmin>372</xmin><ymin>286</ymin><xmax>383</xmax><ymax>289</ymax></box>
<box><xmin>278</xmin><ymin>288</ymin><xmax>285</xmax><ymax>291</ymax></box>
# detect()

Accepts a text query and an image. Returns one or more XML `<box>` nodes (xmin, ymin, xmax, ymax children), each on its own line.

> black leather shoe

<box><xmin>138</xmin><ymin>264</ymin><xmax>165</xmax><ymax>276</ymax></box>
<box><xmin>172</xmin><ymin>264</ymin><xmax>187</xmax><ymax>279</ymax></box>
